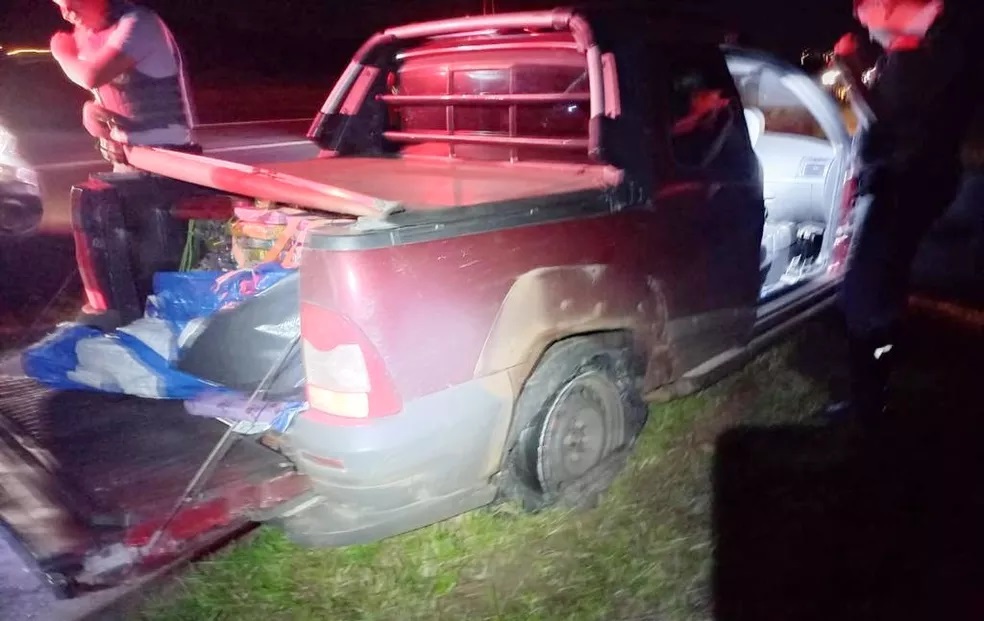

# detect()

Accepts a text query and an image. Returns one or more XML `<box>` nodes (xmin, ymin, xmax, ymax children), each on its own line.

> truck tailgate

<box><xmin>0</xmin><ymin>375</ymin><xmax>309</xmax><ymax>595</ymax></box>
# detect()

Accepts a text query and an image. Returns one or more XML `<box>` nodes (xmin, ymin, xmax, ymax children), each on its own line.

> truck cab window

<box><xmin>383</xmin><ymin>40</ymin><xmax>593</xmax><ymax>164</ymax></box>
<box><xmin>733</xmin><ymin>68</ymin><xmax>827</xmax><ymax>141</ymax></box>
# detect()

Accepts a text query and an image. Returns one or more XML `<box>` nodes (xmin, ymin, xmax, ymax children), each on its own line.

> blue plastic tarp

<box><xmin>21</xmin><ymin>262</ymin><xmax>299</xmax><ymax>409</ymax></box>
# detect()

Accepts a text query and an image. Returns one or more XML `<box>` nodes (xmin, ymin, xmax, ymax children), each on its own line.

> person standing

<box><xmin>825</xmin><ymin>0</ymin><xmax>983</xmax><ymax>424</ymax></box>
<box><xmin>48</xmin><ymin>0</ymin><xmax>197</xmax><ymax>169</ymax></box>
<box><xmin>48</xmin><ymin>0</ymin><xmax>199</xmax><ymax>330</ymax></box>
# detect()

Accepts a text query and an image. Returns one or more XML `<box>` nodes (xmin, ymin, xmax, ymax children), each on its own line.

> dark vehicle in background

<box><xmin>0</xmin><ymin>47</ymin><xmax>87</xmax><ymax>235</ymax></box>
<box><xmin>0</xmin><ymin>7</ymin><xmax>871</xmax><ymax>596</ymax></box>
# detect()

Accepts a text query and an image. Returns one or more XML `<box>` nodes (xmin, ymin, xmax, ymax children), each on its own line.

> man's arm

<box><xmin>49</xmin><ymin>9</ymin><xmax>157</xmax><ymax>91</ymax></box>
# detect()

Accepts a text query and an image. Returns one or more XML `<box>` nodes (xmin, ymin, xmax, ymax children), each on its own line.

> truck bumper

<box><xmin>279</xmin><ymin>372</ymin><xmax>515</xmax><ymax>546</ymax></box>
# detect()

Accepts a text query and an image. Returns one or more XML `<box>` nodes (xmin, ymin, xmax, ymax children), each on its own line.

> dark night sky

<box><xmin>1</xmin><ymin>0</ymin><xmax>855</xmax><ymax>81</ymax></box>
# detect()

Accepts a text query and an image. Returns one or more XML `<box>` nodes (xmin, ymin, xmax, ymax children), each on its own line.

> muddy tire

<box><xmin>504</xmin><ymin>333</ymin><xmax>647</xmax><ymax>512</ymax></box>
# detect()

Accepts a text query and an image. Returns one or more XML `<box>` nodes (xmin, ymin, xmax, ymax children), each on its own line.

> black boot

<box><xmin>822</xmin><ymin>335</ymin><xmax>895</xmax><ymax>427</ymax></box>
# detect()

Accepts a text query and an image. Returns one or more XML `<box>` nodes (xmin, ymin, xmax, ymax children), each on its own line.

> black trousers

<box><xmin>841</xmin><ymin>172</ymin><xmax>958</xmax><ymax>345</ymax></box>
<box><xmin>835</xmin><ymin>169</ymin><xmax>960</xmax><ymax>413</ymax></box>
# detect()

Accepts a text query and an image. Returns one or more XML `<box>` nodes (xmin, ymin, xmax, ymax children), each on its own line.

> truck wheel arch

<box><xmin>475</xmin><ymin>265</ymin><xmax>672</xmax><ymax>467</ymax></box>
<box><xmin>474</xmin><ymin>264</ymin><xmax>672</xmax><ymax>389</ymax></box>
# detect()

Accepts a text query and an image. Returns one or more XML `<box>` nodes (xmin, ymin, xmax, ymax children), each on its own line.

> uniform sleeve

<box><xmin>104</xmin><ymin>9</ymin><xmax>164</xmax><ymax>64</ymax></box>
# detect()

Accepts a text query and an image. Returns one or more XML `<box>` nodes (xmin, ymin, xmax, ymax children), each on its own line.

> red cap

<box><xmin>855</xmin><ymin>0</ymin><xmax>937</xmax><ymax>11</ymax></box>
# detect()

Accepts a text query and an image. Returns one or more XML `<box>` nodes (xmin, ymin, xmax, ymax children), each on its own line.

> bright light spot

<box><xmin>0</xmin><ymin>124</ymin><xmax>15</xmax><ymax>156</ymax></box>
<box><xmin>820</xmin><ymin>69</ymin><xmax>841</xmax><ymax>87</ymax></box>
<box><xmin>15</xmin><ymin>166</ymin><xmax>39</xmax><ymax>187</ymax></box>
<box><xmin>466</xmin><ymin>69</ymin><xmax>502</xmax><ymax>82</ymax></box>
<box><xmin>5</xmin><ymin>48</ymin><xmax>50</xmax><ymax>57</ymax></box>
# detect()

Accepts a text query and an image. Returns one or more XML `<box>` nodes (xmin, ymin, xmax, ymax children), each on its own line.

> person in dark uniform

<box><xmin>826</xmin><ymin>0</ymin><xmax>983</xmax><ymax>423</ymax></box>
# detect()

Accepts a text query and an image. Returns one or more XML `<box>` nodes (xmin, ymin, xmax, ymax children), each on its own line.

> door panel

<box><xmin>725</xmin><ymin>49</ymin><xmax>856</xmax><ymax>299</ymax></box>
<box><xmin>642</xmin><ymin>43</ymin><xmax>764</xmax><ymax>371</ymax></box>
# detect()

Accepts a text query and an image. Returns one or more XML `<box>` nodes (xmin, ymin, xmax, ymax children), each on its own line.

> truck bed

<box><xmin>0</xmin><ymin>375</ymin><xmax>303</xmax><ymax>591</ymax></box>
<box><xmin>260</xmin><ymin>156</ymin><xmax>614</xmax><ymax>210</ymax></box>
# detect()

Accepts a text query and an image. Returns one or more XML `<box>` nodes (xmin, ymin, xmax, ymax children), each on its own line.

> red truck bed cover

<box><xmin>260</xmin><ymin>156</ymin><xmax>615</xmax><ymax>210</ymax></box>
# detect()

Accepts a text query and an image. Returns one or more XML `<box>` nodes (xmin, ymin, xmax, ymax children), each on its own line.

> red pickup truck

<box><xmin>0</xmin><ymin>7</ymin><xmax>866</xmax><ymax>595</ymax></box>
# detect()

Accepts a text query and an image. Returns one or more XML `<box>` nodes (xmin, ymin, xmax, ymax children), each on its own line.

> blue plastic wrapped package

<box><xmin>21</xmin><ymin>320</ymin><xmax>220</xmax><ymax>399</ymax></box>
<box><xmin>21</xmin><ymin>324</ymin><xmax>106</xmax><ymax>393</ymax></box>
<box><xmin>22</xmin><ymin>262</ymin><xmax>297</xmax><ymax>401</ymax></box>
<box><xmin>212</xmin><ymin>261</ymin><xmax>295</xmax><ymax>307</ymax></box>
<box><xmin>145</xmin><ymin>262</ymin><xmax>294</xmax><ymax>328</ymax></box>
<box><xmin>145</xmin><ymin>270</ymin><xmax>224</xmax><ymax>328</ymax></box>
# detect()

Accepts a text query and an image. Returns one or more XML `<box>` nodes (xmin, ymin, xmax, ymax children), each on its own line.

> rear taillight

<box><xmin>829</xmin><ymin>175</ymin><xmax>860</xmax><ymax>276</ymax></box>
<box><xmin>300</xmin><ymin>303</ymin><xmax>401</xmax><ymax>421</ymax></box>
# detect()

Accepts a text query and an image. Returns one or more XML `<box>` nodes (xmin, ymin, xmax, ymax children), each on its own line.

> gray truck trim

<box><xmin>277</xmin><ymin>485</ymin><xmax>497</xmax><ymax>548</ymax></box>
<box><xmin>307</xmin><ymin>186</ymin><xmax>626</xmax><ymax>252</ymax></box>
<box><xmin>279</xmin><ymin>372</ymin><xmax>514</xmax><ymax>545</ymax></box>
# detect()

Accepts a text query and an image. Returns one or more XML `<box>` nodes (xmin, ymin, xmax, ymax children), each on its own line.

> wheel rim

<box><xmin>537</xmin><ymin>369</ymin><xmax>625</xmax><ymax>493</ymax></box>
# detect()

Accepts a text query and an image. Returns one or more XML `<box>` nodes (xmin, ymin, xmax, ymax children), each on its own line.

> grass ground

<box><xmin>140</xmin><ymin>381</ymin><xmax>729</xmax><ymax>621</ymax></box>
<box><xmin>136</xmin><ymin>308</ymin><xmax>984</xmax><ymax>621</ymax></box>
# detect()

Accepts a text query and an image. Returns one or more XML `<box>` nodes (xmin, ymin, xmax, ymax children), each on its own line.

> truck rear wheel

<box><xmin>505</xmin><ymin>333</ymin><xmax>647</xmax><ymax>512</ymax></box>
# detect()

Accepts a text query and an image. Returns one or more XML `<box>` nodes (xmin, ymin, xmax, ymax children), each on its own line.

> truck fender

<box><xmin>474</xmin><ymin>263</ymin><xmax>672</xmax><ymax>400</ymax></box>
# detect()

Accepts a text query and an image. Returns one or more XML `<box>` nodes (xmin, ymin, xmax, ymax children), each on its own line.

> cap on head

<box><xmin>854</xmin><ymin>0</ymin><xmax>943</xmax><ymax>45</ymax></box>
<box><xmin>854</xmin><ymin>0</ymin><xmax>937</xmax><ymax>14</ymax></box>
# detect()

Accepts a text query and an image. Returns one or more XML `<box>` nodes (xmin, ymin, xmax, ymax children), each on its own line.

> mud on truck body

<box><xmin>0</xmin><ymin>7</ymin><xmax>865</xmax><ymax>595</ymax></box>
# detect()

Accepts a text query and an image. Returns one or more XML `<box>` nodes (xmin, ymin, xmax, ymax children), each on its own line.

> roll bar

<box><xmin>306</xmin><ymin>8</ymin><xmax>614</xmax><ymax>160</ymax></box>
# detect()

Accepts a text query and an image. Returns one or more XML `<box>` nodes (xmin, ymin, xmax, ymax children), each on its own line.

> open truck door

<box><xmin>816</xmin><ymin>44</ymin><xmax>878</xmax><ymax>277</ymax></box>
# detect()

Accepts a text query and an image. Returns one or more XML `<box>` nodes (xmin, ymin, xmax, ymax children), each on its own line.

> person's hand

<box><xmin>49</xmin><ymin>31</ymin><xmax>77</xmax><ymax>62</ymax></box>
<box><xmin>82</xmin><ymin>100</ymin><xmax>113</xmax><ymax>140</ymax></box>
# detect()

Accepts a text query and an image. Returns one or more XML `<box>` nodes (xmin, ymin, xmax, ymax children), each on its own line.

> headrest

<box><xmin>744</xmin><ymin>107</ymin><xmax>766</xmax><ymax>148</ymax></box>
